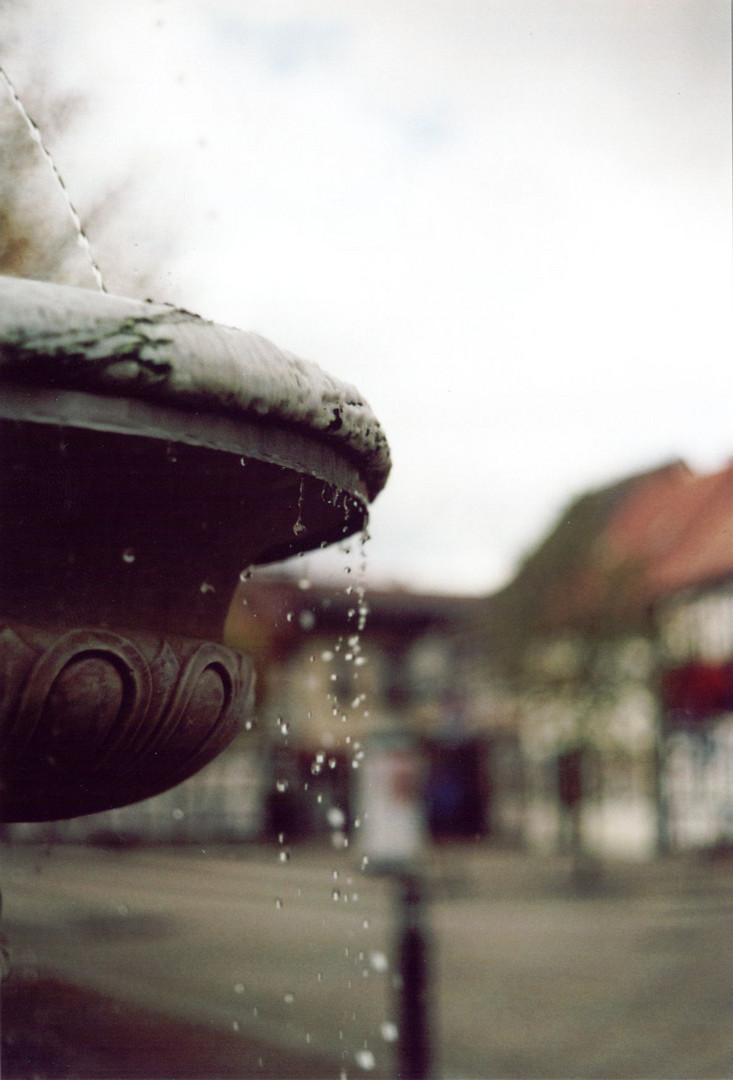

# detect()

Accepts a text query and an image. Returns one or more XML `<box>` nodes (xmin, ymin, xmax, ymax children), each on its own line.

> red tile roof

<box><xmin>484</xmin><ymin>459</ymin><xmax>733</xmax><ymax>641</ymax></box>
<box><xmin>604</xmin><ymin>460</ymin><xmax>733</xmax><ymax>599</ymax></box>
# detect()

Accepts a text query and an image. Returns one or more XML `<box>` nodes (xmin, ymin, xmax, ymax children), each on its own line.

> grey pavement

<box><xmin>3</xmin><ymin>840</ymin><xmax>733</xmax><ymax>1079</ymax></box>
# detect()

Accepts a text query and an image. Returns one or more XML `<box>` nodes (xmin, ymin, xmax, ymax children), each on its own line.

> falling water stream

<box><xmin>261</xmin><ymin>518</ymin><xmax>397</xmax><ymax>1076</ymax></box>
<box><xmin>0</xmin><ymin>64</ymin><xmax>106</xmax><ymax>292</ymax></box>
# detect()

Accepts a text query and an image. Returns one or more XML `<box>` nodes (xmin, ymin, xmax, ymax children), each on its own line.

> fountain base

<box><xmin>0</xmin><ymin>621</ymin><xmax>253</xmax><ymax>821</ymax></box>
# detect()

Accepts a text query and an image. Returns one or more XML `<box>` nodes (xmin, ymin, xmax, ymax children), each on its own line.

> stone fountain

<box><xmin>0</xmin><ymin>275</ymin><xmax>390</xmax><ymax>824</ymax></box>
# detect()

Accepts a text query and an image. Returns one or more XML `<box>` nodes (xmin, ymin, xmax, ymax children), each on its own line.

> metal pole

<box><xmin>395</xmin><ymin>871</ymin><xmax>432</xmax><ymax>1080</ymax></box>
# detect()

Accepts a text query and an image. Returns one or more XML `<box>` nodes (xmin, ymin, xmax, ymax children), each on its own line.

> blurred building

<box><xmin>472</xmin><ymin>459</ymin><xmax>733</xmax><ymax>859</ymax></box>
<box><xmin>222</xmin><ymin>577</ymin><xmax>490</xmax><ymax>845</ymax></box>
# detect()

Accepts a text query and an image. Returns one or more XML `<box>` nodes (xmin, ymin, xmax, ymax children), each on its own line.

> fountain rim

<box><xmin>0</xmin><ymin>383</ymin><xmax>372</xmax><ymax>509</ymax></box>
<box><xmin>0</xmin><ymin>275</ymin><xmax>391</xmax><ymax>502</ymax></box>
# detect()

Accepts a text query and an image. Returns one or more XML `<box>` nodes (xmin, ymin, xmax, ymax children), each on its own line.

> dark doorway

<box><xmin>424</xmin><ymin>737</ymin><xmax>489</xmax><ymax>840</ymax></box>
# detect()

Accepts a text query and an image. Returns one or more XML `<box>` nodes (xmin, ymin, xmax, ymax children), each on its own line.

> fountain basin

<box><xmin>0</xmin><ymin>276</ymin><xmax>390</xmax><ymax>820</ymax></box>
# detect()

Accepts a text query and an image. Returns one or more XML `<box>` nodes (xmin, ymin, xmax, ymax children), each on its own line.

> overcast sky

<box><xmin>2</xmin><ymin>0</ymin><xmax>731</xmax><ymax>595</ymax></box>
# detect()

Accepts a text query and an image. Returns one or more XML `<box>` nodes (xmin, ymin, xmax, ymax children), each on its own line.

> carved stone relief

<box><xmin>0</xmin><ymin>623</ymin><xmax>254</xmax><ymax>822</ymax></box>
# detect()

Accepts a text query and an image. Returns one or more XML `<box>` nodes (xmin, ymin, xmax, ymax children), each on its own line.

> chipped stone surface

<box><xmin>0</xmin><ymin>275</ymin><xmax>390</xmax><ymax>499</ymax></box>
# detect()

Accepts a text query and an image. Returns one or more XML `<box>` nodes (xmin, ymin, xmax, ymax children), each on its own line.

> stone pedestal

<box><xmin>0</xmin><ymin>276</ymin><xmax>390</xmax><ymax>824</ymax></box>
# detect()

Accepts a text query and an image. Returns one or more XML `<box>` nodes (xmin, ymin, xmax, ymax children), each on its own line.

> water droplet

<box><xmin>232</xmin><ymin>1020</ymin><xmax>240</xmax><ymax>1032</ymax></box>
<box><xmin>234</xmin><ymin>982</ymin><xmax>244</xmax><ymax>994</ymax></box>
<box><xmin>286</xmin><ymin>611</ymin><xmax>294</xmax><ymax>623</ymax></box>
<box><xmin>362</xmin><ymin>919</ymin><xmax>370</xmax><ymax>929</ymax></box>
<box><xmin>370</xmin><ymin>952</ymin><xmax>388</xmax><ymax>973</ymax></box>
<box><xmin>278</xmin><ymin>849</ymin><xmax>290</xmax><ymax>863</ymax></box>
<box><xmin>293</xmin><ymin>477</ymin><xmax>307</xmax><ymax>536</ymax></box>
<box><xmin>199</xmin><ymin>581</ymin><xmax>215</xmax><ymax>594</ymax></box>
<box><xmin>275</xmin><ymin>898</ymin><xmax>283</xmax><ymax>910</ymax></box>
<box><xmin>116</xmin><ymin>903</ymin><xmax>129</xmax><ymax>916</ymax></box>
<box><xmin>321</xmin><ymin>650</ymin><xmax>334</xmax><ymax>662</ymax></box>
<box><xmin>284</xmin><ymin>992</ymin><xmax>295</xmax><ymax>1005</ymax></box>
<box><xmin>299</xmin><ymin>610</ymin><xmax>315</xmax><ymax>630</ymax></box>
<box><xmin>327</xmin><ymin>807</ymin><xmax>346</xmax><ymax>829</ymax></box>
<box><xmin>332</xmin><ymin>888</ymin><xmax>341</xmax><ymax>902</ymax></box>
<box><xmin>380</xmin><ymin>1021</ymin><xmax>399</xmax><ymax>1043</ymax></box>
<box><xmin>171</xmin><ymin>808</ymin><xmax>184</xmax><ymax>821</ymax></box>
<box><xmin>166</xmin><ymin>443</ymin><xmax>178</xmax><ymax>463</ymax></box>
<box><xmin>276</xmin><ymin>779</ymin><xmax>289</xmax><ymax>793</ymax></box>
<box><xmin>355</xmin><ymin>1049</ymin><xmax>375</xmax><ymax>1071</ymax></box>
<box><xmin>239</xmin><ymin>567</ymin><xmax>253</xmax><ymax>582</ymax></box>
<box><xmin>122</xmin><ymin>548</ymin><xmax>135</xmax><ymax>564</ymax></box>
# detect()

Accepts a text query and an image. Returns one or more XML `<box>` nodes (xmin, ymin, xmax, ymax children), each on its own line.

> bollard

<box><xmin>357</xmin><ymin>732</ymin><xmax>434</xmax><ymax>1078</ymax></box>
<box><xmin>396</xmin><ymin>872</ymin><xmax>432</xmax><ymax>1080</ymax></box>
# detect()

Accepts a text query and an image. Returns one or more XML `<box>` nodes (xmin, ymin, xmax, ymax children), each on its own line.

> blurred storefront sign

<box><xmin>662</xmin><ymin>662</ymin><xmax>733</xmax><ymax>727</ymax></box>
<box><xmin>358</xmin><ymin>732</ymin><xmax>426</xmax><ymax>871</ymax></box>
